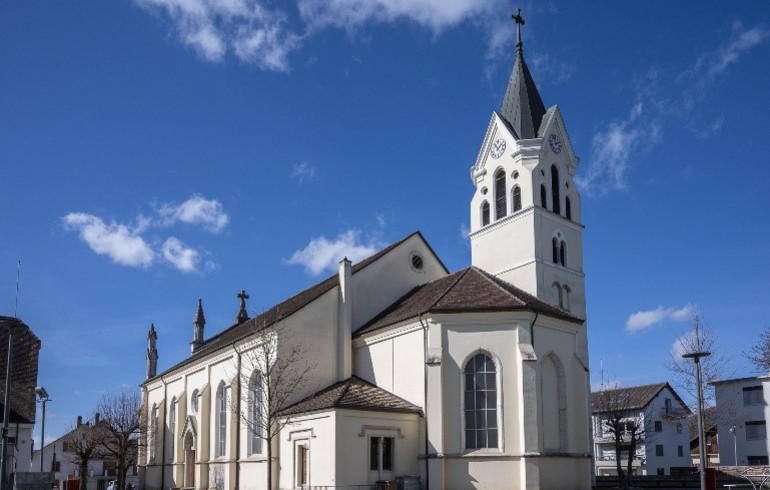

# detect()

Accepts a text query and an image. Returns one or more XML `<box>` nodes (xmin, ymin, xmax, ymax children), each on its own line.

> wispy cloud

<box><xmin>578</xmin><ymin>24</ymin><xmax>769</xmax><ymax>194</ymax></box>
<box><xmin>290</xmin><ymin>162</ymin><xmax>317</xmax><ymax>184</ymax></box>
<box><xmin>625</xmin><ymin>304</ymin><xmax>694</xmax><ymax>332</ymax></box>
<box><xmin>62</xmin><ymin>213</ymin><xmax>155</xmax><ymax>268</ymax></box>
<box><xmin>158</xmin><ymin>195</ymin><xmax>229</xmax><ymax>233</ymax></box>
<box><xmin>530</xmin><ymin>52</ymin><xmax>575</xmax><ymax>85</ymax></box>
<box><xmin>63</xmin><ymin>195</ymin><xmax>227</xmax><ymax>273</ymax></box>
<box><xmin>161</xmin><ymin>237</ymin><xmax>200</xmax><ymax>273</ymax></box>
<box><xmin>136</xmin><ymin>0</ymin><xmax>301</xmax><ymax>71</ymax></box>
<box><xmin>286</xmin><ymin>229</ymin><xmax>385</xmax><ymax>276</ymax></box>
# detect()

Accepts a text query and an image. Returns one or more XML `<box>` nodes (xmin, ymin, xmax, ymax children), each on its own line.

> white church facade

<box><xmin>139</xmin><ymin>13</ymin><xmax>592</xmax><ymax>490</ymax></box>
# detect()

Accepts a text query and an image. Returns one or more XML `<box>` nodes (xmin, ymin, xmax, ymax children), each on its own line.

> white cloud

<box><xmin>136</xmin><ymin>0</ymin><xmax>301</xmax><ymax>71</ymax></box>
<box><xmin>159</xmin><ymin>195</ymin><xmax>230</xmax><ymax>233</ymax></box>
<box><xmin>286</xmin><ymin>230</ymin><xmax>384</xmax><ymax>276</ymax></box>
<box><xmin>62</xmin><ymin>213</ymin><xmax>155</xmax><ymax>268</ymax></box>
<box><xmin>625</xmin><ymin>304</ymin><xmax>694</xmax><ymax>332</ymax></box>
<box><xmin>162</xmin><ymin>237</ymin><xmax>201</xmax><ymax>273</ymax></box>
<box><xmin>290</xmin><ymin>162</ymin><xmax>317</xmax><ymax>183</ymax></box>
<box><xmin>530</xmin><ymin>52</ymin><xmax>575</xmax><ymax>85</ymax></box>
<box><xmin>671</xmin><ymin>331</ymin><xmax>697</xmax><ymax>359</ymax></box>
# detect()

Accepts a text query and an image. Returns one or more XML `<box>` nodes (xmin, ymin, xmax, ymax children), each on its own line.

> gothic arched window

<box><xmin>216</xmin><ymin>382</ymin><xmax>228</xmax><ymax>457</ymax></box>
<box><xmin>542</xmin><ymin>353</ymin><xmax>568</xmax><ymax>451</ymax></box>
<box><xmin>552</xmin><ymin>237</ymin><xmax>559</xmax><ymax>264</ymax></box>
<box><xmin>169</xmin><ymin>397</ymin><xmax>177</xmax><ymax>459</ymax></box>
<box><xmin>512</xmin><ymin>186</ymin><xmax>522</xmax><ymax>212</ymax></box>
<box><xmin>191</xmin><ymin>389</ymin><xmax>199</xmax><ymax>413</ymax></box>
<box><xmin>150</xmin><ymin>404</ymin><xmax>158</xmax><ymax>462</ymax></box>
<box><xmin>560</xmin><ymin>240</ymin><xmax>567</xmax><ymax>267</ymax></box>
<box><xmin>481</xmin><ymin>201</ymin><xmax>490</xmax><ymax>226</ymax></box>
<box><xmin>565</xmin><ymin>196</ymin><xmax>572</xmax><ymax>220</ymax></box>
<box><xmin>494</xmin><ymin>169</ymin><xmax>507</xmax><ymax>220</ymax></box>
<box><xmin>540</xmin><ymin>184</ymin><xmax>547</xmax><ymax>209</ymax></box>
<box><xmin>551</xmin><ymin>165</ymin><xmax>561</xmax><ymax>214</ymax></box>
<box><xmin>464</xmin><ymin>353</ymin><xmax>498</xmax><ymax>450</ymax></box>
<box><xmin>248</xmin><ymin>372</ymin><xmax>263</xmax><ymax>455</ymax></box>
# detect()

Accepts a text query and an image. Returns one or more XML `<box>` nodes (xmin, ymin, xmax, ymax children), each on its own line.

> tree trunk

<box><xmin>626</xmin><ymin>434</ymin><xmax>637</xmax><ymax>489</ymax></box>
<box><xmin>117</xmin><ymin>453</ymin><xmax>126</xmax><ymax>490</ymax></box>
<box><xmin>614</xmin><ymin>435</ymin><xmax>626</xmax><ymax>489</ymax></box>
<box><xmin>79</xmin><ymin>460</ymin><xmax>88</xmax><ymax>490</ymax></box>
<box><xmin>267</xmin><ymin>435</ymin><xmax>273</xmax><ymax>490</ymax></box>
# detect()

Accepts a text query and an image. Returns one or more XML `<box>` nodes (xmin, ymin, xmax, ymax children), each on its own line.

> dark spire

<box><xmin>146</xmin><ymin>323</ymin><xmax>158</xmax><ymax>379</ymax></box>
<box><xmin>499</xmin><ymin>9</ymin><xmax>547</xmax><ymax>140</ymax></box>
<box><xmin>236</xmin><ymin>290</ymin><xmax>250</xmax><ymax>324</ymax></box>
<box><xmin>191</xmin><ymin>298</ymin><xmax>205</xmax><ymax>354</ymax></box>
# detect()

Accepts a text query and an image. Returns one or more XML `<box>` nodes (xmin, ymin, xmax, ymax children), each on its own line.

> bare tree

<box><xmin>746</xmin><ymin>326</ymin><xmax>770</xmax><ymax>373</ymax></box>
<box><xmin>96</xmin><ymin>389</ymin><xmax>144</xmax><ymax>490</ymax></box>
<box><xmin>592</xmin><ymin>382</ymin><xmax>648</xmax><ymax>489</ymax></box>
<box><xmin>65</xmin><ymin>416</ymin><xmax>104</xmax><ymax>490</ymax></box>
<box><xmin>664</xmin><ymin>310</ymin><xmax>730</xmax><ymax>408</ymax></box>
<box><xmin>234</xmin><ymin>322</ymin><xmax>315</xmax><ymax>490</ymax></box>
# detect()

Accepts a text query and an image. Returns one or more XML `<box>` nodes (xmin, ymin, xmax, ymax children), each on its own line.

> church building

<box><xmin>139</xmin><ymin>13</ymin><xmax>592</xmax><ymax>490</ymax></box>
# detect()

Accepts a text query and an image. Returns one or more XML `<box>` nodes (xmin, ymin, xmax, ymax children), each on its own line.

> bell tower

<box><xmin>469</xmin><ymin>10</ymin><xmax>585</xmax><ymax>317</ymax></box>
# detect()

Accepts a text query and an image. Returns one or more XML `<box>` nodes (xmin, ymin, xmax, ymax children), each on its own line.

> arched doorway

<box><xmin>184</xmin><ymin>431</ymin><xmax>196</xmax><ymax>488</ymax></box>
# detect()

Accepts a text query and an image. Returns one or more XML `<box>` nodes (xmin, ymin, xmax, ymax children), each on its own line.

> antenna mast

<box><xmin>14</xmin><ymin>260</ymin><xmax>20</xmax><ymax>318</ymax></box>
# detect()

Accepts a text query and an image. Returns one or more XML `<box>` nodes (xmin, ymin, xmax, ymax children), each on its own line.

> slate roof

<box><xmin>355</xmin><ymin>266</ymin><xmax>582</xmax><ymax>337</ymax></box>
<box><xmin>147</xmin><ymin>231</ymin><xmax>447</xmax><ymax>383</ymax></box>
<box><xmin>499</xmin><ymin>44</ymin><xmax>547</xmax><ymax>140</ymax></box>
<box><xmin>279</xmin><ymin>376</ymin><xmax>422</xmax><ymax>417</ymax></box>
<box><xmin>591</xmin><ymin>382</ymin><xmax>689</xmax><ymax>414</ymax></box>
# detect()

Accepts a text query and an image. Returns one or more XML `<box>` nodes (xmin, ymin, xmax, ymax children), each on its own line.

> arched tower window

<box><xmin>542</xmin><ymin>353</ymin><xmax>568</xmax><ymax>451</ymax></box>
<box><xmin>169</xmin><ymin>397</ymin><xmax>177</xmax><ymax>460</ymax></box>
<box><xmin>512</xmin><ymin>186</ymin><xmax>522</xmax><ymax>212</ymax></box>
<box><xmin>481</xmin><ymin>201</ymin><xmax>490</xmax><ymax>226</ymax></box>
<box><xmin>248</xmin><ymin>372</ymin><xmax>263</xmax><ymax>455</ymax></box>
<box><xmin>565</xmin><ymin>196</ymin><xmax>572</xmax><ymax>220</ymax></box>
<box><xmin>560</xmin><ymin>240</ymin><xmax>567</xmax><ymax>267</ymax></box>
<box><xmin>552</xmin><ymin>238</ymin><xmax>559</xmax><ymax>264</ymax></box>
<box><xmin>216</xmin><ymin>382</ymin><xmax>228</xmax><ymax>457</ymax></box>
<box><xmin>552</xmin><ymin>281</ymin><xmax>563</xmax><ymax>309</ymax></box>
<box><xmin>562</xmin><ymin>285</ymin><xmax>571</xmax><ymax>311</ymax></box>
<box><xmin>494</xmin><ymin>169</ymin><xmax>507</xmax><ymax>220</ymax></box>
<box><xmin>540</xmin><ymin>184</ymin><xmax>547</xmax><ymax>209</ymax></box>
<box><xmin>551</xmin><ymin>165</ymin><xmax>560</xmax><ymax>214</ymax></box>
<box><xmin>464</xmin><ymin>352</ymin><xmax>498</xmax><ymax>450</ymax></box>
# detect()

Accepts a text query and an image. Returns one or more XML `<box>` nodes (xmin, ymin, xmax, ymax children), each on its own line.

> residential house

<box><xmin>712</xmin><ymin>375</ymin><xmax>769</xmax><ymax>466</ymax></box>
<box><xmin>592</xmin><ymin>383</ymin><xmax>693</xmax><ymax>476</ymax></box>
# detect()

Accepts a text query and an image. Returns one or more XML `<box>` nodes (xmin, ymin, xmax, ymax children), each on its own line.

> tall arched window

<box><xmin>540</xmin><ymin>184</ymin><xmax>547</xmax><ymax>209</ymax></box>
<box><xmin>542</xmin><ymin>353</ymin><xmax>568</xmax><ymax>451</ymax></box>
<box><xmin>248</xmin><ymin>372</ymin><xmax>263</xmax><ymax>455</ymax></box>
<box><xmin>551</xmin><ymin>165</ymin><xmax>561</xmax><ymax>214</ymax></box>
<box><xmin>464</xmin><ymin>353</ymin><xmax>498</xmax><ymax>450</ymax></box>
<box><xmin>169</xmin><ymin>398</ymin><xmax>177</xmax><ymax>459</ymax></box>
<box><xmin>481</xmin><ymin>201</ymin><xmax>490</xmax><ymax>226</ymax></box>
<box><xmin>494</xmin><ymin>169</ymin><xmax>507</xmax><ymax>220</ymax></box>
<box><xmin>560</xmin><ymin>240</ymin><xmax>567</xmax><ymax>267</ymax></box>
<box><xmin>512</xmin><ymin>186</ymin><xmax>522</xmax><ymax>212</ymax></box>
<box><xmin>191</xmin><ymin>389</ymin><xmax>199</xmax><ymax>413</ymax></box>
<box><xmin>216</xmin><ymin>382</ymin><xmax>228</xmax><ymax>457</ymax></box>
<box><xmin>552</xmin><ymin>238</ymin><xmax>559</xmax><ymax>264</ymax></box>
<box><xmin>565</xmin><ymin>196</ymin><xmax>572</xmax><ymax>220</ymax></box>
<box><xmin>150</xmin><ymin>404</ymin><xmax>158</xmax><ymax>462</ymax></box>
<box><xmin>552</xmin><ymin>281</ymin><xmax>563</xmax><ymax>309</ymax></box>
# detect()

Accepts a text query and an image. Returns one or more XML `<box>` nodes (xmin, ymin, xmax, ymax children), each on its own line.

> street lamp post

<box><xmin>34</xmin><ymin>387</ymin><xmax>50</xmax><ymax>473</ymax></box>
<box><xmin>683</xmin><ymin>350</ymin><xmax>711</xmax><ymax>490</ymax></box>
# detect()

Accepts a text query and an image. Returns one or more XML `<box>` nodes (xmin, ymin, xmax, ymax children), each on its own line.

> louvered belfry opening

<box><xmin>481</xmin><ymin>201</ymin><xmax>490</xmax><ymax>226</ymax></box>
<box><xmin>495</xmin><ymin>169</ymin><xmax>507</xmax><ymax>220</ymax></box>
<box><xmin>512</xmin><ymin>186</ymin><xmax>522</xmax><ymax>212</ymax></box>
<box><xmin>551</xmin><ymin>165</ymin><xmax>560</xmax><ymax>215</ymax></box>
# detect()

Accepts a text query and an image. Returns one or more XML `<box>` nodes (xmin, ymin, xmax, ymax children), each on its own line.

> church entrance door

<box><xmin>184</xmin><ymin>432</ymin><xmax>195</xmax><ymax>488</ymax></box>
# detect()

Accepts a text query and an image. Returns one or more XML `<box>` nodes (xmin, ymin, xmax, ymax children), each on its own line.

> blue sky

<box><xmin>2</xmin><ymin>1</ymin><xmax>769</xmax><ymax>444</ymax></box>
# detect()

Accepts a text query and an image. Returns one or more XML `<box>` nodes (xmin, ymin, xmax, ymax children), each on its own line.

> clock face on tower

<box><xmin>490</xmin><ymin>138</ymin><xmax>506</xmax><ymax>159</ymax></box>
<box><xmin>548</xmin><ymin>134</ymin><xmax>562</xmax><ymax>154</ymax></box>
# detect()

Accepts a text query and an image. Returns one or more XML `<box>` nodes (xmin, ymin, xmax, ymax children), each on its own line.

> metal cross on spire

<box><xmin>236</xmin><ymin>289</ymin><xmax>250</xmax><ymax>323</ymax></box>
<box><xmin>512</xmin><ymin>8</ymin><xmax>525</xmax><ymax>53</ymax></box>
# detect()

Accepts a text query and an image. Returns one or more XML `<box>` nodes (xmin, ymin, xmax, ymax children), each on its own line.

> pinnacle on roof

<box><xmin>499</xmin><ymin>9</ymin><xmax>547</xmax><ymax>140</ymax></box>
<box><xmin>193</xmin><ymin>298</ymin><xmax>205</xmax><ymax>326</ymax></box>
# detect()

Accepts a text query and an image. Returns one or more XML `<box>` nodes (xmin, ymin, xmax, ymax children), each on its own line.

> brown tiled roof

<box><xmin>148</xmin><ymin>231</ymin><xmax>447</xmax><ymax>383</ymax></box>
<box><xmin>355</xmin><ymin>266</ymin><xmax>582</xmax><ymax>336</ymax></box>
<box><xmin>591</xmin><ymin>382</ymin><xmax>682</xmax><ymax>414</ymax></box>
<box><xmin>0</xmin><ymin>316</ymin><xmax>42</xmax><ymax>425</ymax></box>
<box><xmin>279</xmin><ymin>376</ymin><xmax>422</xmax><ymax>416</ymax></box>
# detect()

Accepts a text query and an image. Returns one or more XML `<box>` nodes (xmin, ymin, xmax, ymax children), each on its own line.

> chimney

<box><xmin>95</xmin><ymin>413</ymin><xmax>100</xmax><ymax>424</ymax></box>
<box><xmin>337</xmin><ymin>258</ymin><xmax>353</xmax><ymax>381</ymax></box>
<box><xmin>77</xmin><ymin>416</ymin><xmax>82</xmax><ymax>427</ymax></box>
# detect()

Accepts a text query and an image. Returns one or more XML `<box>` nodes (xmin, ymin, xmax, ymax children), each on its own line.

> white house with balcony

<box><xmin>591</xmin><ymin>382</ymin><xmax>693</xmax><ymax>476</ymax></box>
<box><xmin>712</xmin><ymin>375</ymin><xmax>769</xmax><ymax>466</ymax></box>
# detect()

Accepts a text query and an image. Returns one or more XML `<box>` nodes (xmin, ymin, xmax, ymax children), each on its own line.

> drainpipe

<box><xmin>160</xmin><ymin>374</ymin><xmax>168</xmax><ymax>489</ymax></box>
<box><xmin>418</xmin><ymin>314</ymin><xmax>430</xmax><ymax>490</ymax></box>
<box><xmin>232</xmin><ymin>341</ymin><xmax>242</xmax><ymax>490</ymax></box>
<box><xmin>529</xmin><ymin>310</ymin><xmax>539</xmax><ymax>349</ymax></box>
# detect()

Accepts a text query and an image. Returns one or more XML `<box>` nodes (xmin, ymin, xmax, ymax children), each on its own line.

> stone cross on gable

<box><xmin>237</xmin><ymin>289</ymin><xmax>250</xmax><ymax>323</ymax></box>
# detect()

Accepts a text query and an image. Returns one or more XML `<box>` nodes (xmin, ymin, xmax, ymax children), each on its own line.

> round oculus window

<box><xmin>410</xmin><ymin>253</ymin><xmax>424</xmax><ymax>271</ymax></box>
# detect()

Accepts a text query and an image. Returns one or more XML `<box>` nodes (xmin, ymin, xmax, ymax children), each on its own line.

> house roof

<box><xmin>709</xmin><ymin>374</ymin><xmax>770</xmax><ymax>385</ymax></box>
<box><xmin>591</xmin><ymin>382</ymin><xmax>689</xmax><ymax>414</ymax></box>
<box><xmin>147</xmin><ymin>231</ymin><xmax>447</xmax><ymax>383</ymax></box>
<box><xmin>355</xmin><ymin>266</ymin><xmax>581</xmax><ymax>337</ymax></box>
<box><xmin>279</xmin><ymin>376</ymin><xmax>422</xmax><ymax>417</ymax></box>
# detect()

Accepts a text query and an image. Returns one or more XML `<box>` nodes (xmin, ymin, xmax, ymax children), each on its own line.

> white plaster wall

<box><xmin>277</xmin><ymin>411</ymin><xmax>335</xmax><ymax>489</ymax></box>
<box><xmin>715</xmin><ymin>377</ymin><xmax>770</xmax><ymax>466</ymax></box>
<box><xmin>642</xmin><ymin>387</ymin><xmax>693</xmax><ymax>474</ymax></box>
